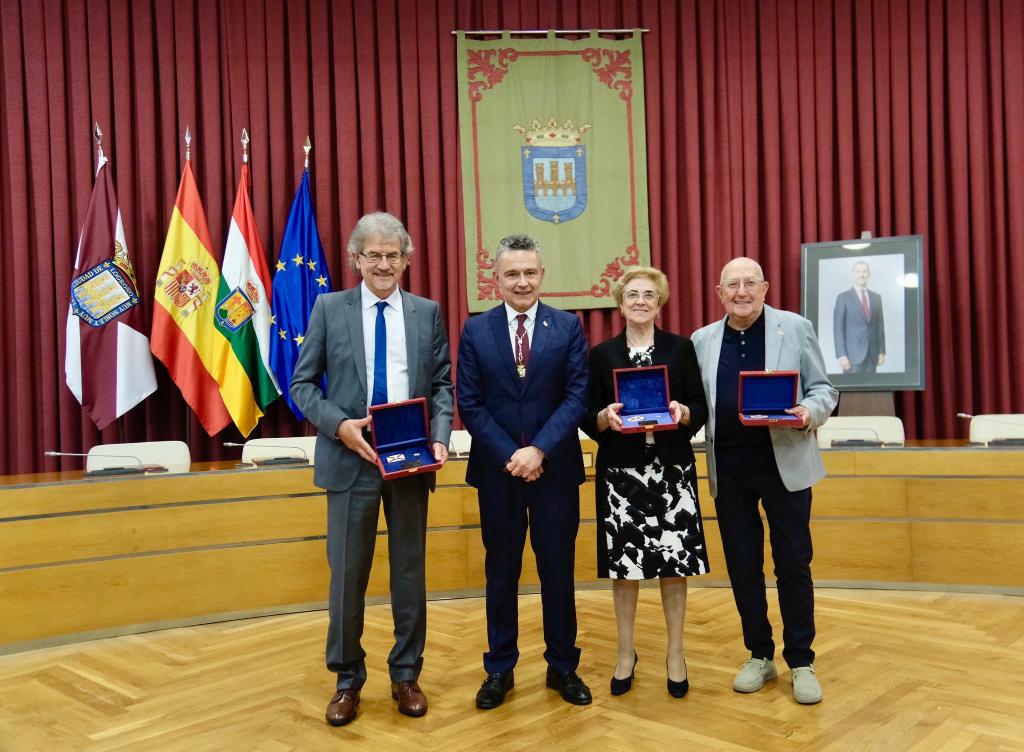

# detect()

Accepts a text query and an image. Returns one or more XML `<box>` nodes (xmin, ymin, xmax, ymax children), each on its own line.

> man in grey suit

<box><xmin>691</xmin><ymin>257</ymin><xmax>837</xmax><ymax>705</ymax></box>
<box><xmin>291</xmin><ymin>212</ymin><xmax>453</xmax><ymax>727</ymax></box>
<box><xmin>833</xmin><ymin>260</ymin><xmax>886</xmax><ymax>373</ymax></box>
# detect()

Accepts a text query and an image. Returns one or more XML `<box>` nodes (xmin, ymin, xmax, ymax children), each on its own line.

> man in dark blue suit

<box><xmin>833</xmin><ymin>260</ymin><xmax>886</xmax><ymax>374</ymax></box>
<box><xmin>456</xmin><ymin>234</ymin><xmax>591</xmax><ymax>709</ymax></box>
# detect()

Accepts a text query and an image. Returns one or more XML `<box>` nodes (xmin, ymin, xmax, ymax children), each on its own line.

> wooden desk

<box><xmin>1</xmin><ymin>444</ymin><xmax>1021</xmax><ymax>653</ymax></box>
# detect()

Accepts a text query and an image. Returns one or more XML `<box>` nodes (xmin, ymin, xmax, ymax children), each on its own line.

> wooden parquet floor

<box><xmin>1</xmin><ymin>587</ymin><xmax>1022</xmax><ymax>752</ymax></box>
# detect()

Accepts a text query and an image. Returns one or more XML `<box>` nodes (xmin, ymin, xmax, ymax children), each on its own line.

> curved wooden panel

<box><xmin>0</xmin><ymin>465</ymin><xmax>319</xmax><ymax>517</ymax></box>
<box><xmin>849</xmin><ymin>449</ymin><xmax>1024</xmax><ymax>476</ymax></box>
<box><xmin>0</xmin><ymin>541</ymin><xmax>328</xmax><ymax>646</ymax></box>
<box><xmin>1</xmin><ymin>446</ymin><xmax>1022</xmax><ymax>652</ymax></box>
<box><xmin>0</xmin><ymin>496</ymin><xmax>325</xmax><ymax>570</ymax></box>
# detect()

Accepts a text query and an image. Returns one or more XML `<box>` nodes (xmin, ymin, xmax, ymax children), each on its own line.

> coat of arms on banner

<box><xmin>516</xmin><ymin>118</ymin><xmax>591</xmax><ymax>224</ymax></box>
<box><xmin>457</xmin><ymin>32</ymin><xmax>651</xmax><ymax>312</ymax></box>
<box><xmin>70</xmin><ymin>257</ymin><xmax>140</xmax><ymax>327</ymax></box>
<box><xmin>215</xmin><ymin>286</ymin><xmax>256</xmax><ymax>332</ymax></box>
<box><xmin>156</xmin><ymin>260</ymin><xmax>213</xmax><ymax>318</ymax></box>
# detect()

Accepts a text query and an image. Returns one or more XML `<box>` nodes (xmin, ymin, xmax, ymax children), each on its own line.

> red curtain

<box><xmin>2</xmin><ymin>0</ymin><xmax>1021</xmax><ymax>475</ymax></box>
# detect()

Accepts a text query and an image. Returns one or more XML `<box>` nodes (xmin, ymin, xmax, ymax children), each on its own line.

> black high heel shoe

<box><xmin>667</xmin><ymin>658</ymin><xmax>689</xmax><ymax>698</ymax></box>
<box><xmin>610</xmin><ymin>651</ymin><xmax>639</xmax><ymax>695</ymax></box>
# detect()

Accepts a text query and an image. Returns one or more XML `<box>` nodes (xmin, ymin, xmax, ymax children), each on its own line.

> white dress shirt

<box><xmin>853</xmin><ymin>284</ymin><xmax>870</xmax><ymax>315</ymax></box>
<box><xmin>362</xmin><ymin>282</ymin><xmax>409</xmax><ymax>404</ymax></box>
<box><xmin>504</xmin><ymin>301</ymin><xmax>538</xmax><ymax>362</ymax></box>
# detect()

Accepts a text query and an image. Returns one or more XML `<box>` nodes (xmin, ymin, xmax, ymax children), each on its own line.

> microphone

<box><xmin>224</xmin><ymin>441</ymin><xmax>311</xmax><ymax>466</ymax></box>
<box><xmin>956</xmin><ymin>413</ymin><xmax>1024</xmax><ymax>446</ymax></box>
<box><xmin>818</xmin><ymin>426</ymin><xmax>885</xmax><ymax>448</ymax></box>
<box><xmin>44</xmin><ymin>450</ymin><xmax>166</xmax><ymax>476</ymax></box>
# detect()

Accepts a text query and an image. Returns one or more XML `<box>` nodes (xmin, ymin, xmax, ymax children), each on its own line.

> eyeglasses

<box><xmin>360</xmin><ymin>251</ymin><xmax>404</xmax><ymax>265</ymax></box>
<box><xmin>624</xmin><ymin>290</ymin><xmax>659</xmax><ymax>302</ymax></box>
<box><xmin>723</xmin><ymin>277</ymin><xmax>763</xmax><ymax>292</ymax></box>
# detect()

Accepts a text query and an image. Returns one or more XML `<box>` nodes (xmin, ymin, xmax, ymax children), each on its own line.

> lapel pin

<box><xmin>543</xmin><ymin>320</ymin><xmax>549</xmax><ymax>327</ymax></box>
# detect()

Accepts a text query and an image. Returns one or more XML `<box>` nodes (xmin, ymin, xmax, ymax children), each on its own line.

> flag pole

<box><xmin>303</xmin><ymin>135</ymin><xmax>311</xmax><ymax>170</ymax></box>
<box><xmin>241</xmin><ymin>128</ymin><xmax>249</xmax><ymax>165</ymax></box>
<box><xmin>184</xmin><ymin>125</ymin><xmax>191</xmax><ymax>162</ymax></box>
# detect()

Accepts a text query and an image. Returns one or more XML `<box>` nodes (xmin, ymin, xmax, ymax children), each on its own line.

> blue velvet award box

<box><xmin>737</xmin><ymin>370</ymin><xmax>802</xmax><ymax>426</ymax></box>
<box><xmin>613</xmin><ymin>365</ymin><xmax>678</xmax><ymax>434</ymax></box>
<box><xmin>368</xmin><ymin>397</ymin><xmax>441</xmax><ymax>479</ymax></box>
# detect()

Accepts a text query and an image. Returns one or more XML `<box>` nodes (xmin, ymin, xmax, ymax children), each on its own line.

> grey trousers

<box><xmin>325</xmin><ymin>464</ymin><xmax>429</xmax><ymax>690</ymax></box>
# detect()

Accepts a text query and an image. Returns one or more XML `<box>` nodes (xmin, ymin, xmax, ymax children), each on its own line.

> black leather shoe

<box><xmin>610</xmin><ymin>651</ymin><xmax>639</xmax><ymax>696</ymax></box>
<box><xmin>667</xmin><ymin>658</ymin><xmax>689</xmax><ymax>698</ymax></box>
<box><xmin>476</xmin><ymin>671</ymin><xmax>514</xmax><ymax>709</ymax></box>
<box><xmin>546</xmin><ymin>667</ymin><xmax>593</xmax><ymax>705</ymax></box>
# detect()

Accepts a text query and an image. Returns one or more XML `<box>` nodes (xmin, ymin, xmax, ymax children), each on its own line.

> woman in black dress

<box><xmin>582</xmin><ymin>267</ymin><xmax>709</xmax><ymax>698</ymax></box>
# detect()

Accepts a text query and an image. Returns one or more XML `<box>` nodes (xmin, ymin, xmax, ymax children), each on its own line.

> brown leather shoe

<box><xmin>325</xmin><ymin>688</ymin><xmax>359</xmax><ymax>726</ymax></box>
<box><xmin>391</xmin><ymin>680</ymin><xmax>428</xmax><ymax>717</ymax></box>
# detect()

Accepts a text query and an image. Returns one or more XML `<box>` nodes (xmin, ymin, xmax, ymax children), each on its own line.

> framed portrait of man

<box><xmin>801</xmin><ymin>235</ymin><xmax>925</xmax><ymax>392</ymax></box>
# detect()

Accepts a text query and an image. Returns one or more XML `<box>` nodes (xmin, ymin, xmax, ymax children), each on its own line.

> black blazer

<box><xmin>582</xmin><ymin>328</ymin><xmax>707</xmax><ymax>472</ymax></box>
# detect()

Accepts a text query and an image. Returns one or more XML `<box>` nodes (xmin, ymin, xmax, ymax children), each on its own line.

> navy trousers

<box><xmin>477</xmin><ymin>477</ymin><xmax>581</xmax><ymax>675</ymax></box>
<box><xmin>715</xmin><ymin>470</ymin><xmax>815</xmax><ymax>668</ymax></box>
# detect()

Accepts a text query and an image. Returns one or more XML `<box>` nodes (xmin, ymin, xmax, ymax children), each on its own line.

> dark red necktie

<box><xmin>860</xmin><ymin>289</ymin><xmax>870</xmax><ymax>321</ymax></box>
<box><xmin>515</xmin><ymin>313</ymin><xmax>530</xmax><ymax>376</ymax></box>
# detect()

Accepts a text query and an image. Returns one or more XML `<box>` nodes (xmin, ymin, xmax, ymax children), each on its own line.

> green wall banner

<box><xmin>456</xmin><ymin>31</ymin><xmax>650</xmax><ymax>312</ymax></box>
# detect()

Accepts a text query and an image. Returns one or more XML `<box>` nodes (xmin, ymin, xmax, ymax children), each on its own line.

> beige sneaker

<box><xmin>791</xmin><ymin>665</ymin><xmax>822</xmax><ymax>704</ymax></box>
<box><xmin>732</xmin><ymin>657</ymin><xmax>778</xmax><ymax>693</ymax></box>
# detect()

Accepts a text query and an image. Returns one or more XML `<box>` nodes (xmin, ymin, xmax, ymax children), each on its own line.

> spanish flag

<box><xmin>211</xmin><ymin>162</ymin><xmax>280</xmax><ymax>435</ymax></box>
<box><xmin>150</xmin><ymin>161</ymin><xmax>232</xmax><ymax>435</ymax></box>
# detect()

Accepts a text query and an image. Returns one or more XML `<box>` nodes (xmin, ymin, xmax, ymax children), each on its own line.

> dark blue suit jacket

<box><xmin>833</xmin><ymin>287</ymin><xmax>885</xmax><ymax>365</ymax></box>
<box><xmin>456</xmin><ymin>302</ymin><xmax>588</xmax><ymax>490</ymax></box>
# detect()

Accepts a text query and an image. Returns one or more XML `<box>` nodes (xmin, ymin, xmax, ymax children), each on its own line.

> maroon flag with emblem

<box><xmin>65</xmin><ymin>145</ymin><xmax>157</xmax><ymax>428</ymax></box>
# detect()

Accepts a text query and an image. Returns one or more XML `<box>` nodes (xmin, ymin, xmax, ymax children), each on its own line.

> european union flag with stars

<box><xmin>270</xmin><ymin>171</ymin><xmax>331</xmax><ymax>419</ymax></box>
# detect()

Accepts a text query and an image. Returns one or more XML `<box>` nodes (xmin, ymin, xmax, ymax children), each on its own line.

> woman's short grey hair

<box><xmin>494</xmin><ymin>233</ymin><xmax>542</xmax><ymax>268</ymax></box>
<box><xmin>346</xmin><ymin>212</ymin><xmax>414</xmax><ymax>271</ymax></box>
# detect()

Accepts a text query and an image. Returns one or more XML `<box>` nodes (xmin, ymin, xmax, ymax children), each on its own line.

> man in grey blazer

<box><xmin>691</xmin><ymin>257</ymin><xmax>837</xmax><ymax>705</ymax></box>
<box><xmin>833</xmin><ymin>260</ymin><xmax>886</xmax><ymax>373</ymax></box>
<box><xmin>291</xmin><ymin>212</ymin><xmax>453</xmax><ymax>727</ymax></box>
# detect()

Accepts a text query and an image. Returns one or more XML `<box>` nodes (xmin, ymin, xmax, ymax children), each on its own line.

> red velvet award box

<box><xmin>737</xmin><ymin>370</ymin><xmax>802</xmax><ymax>426</ymax></box>
<box><xmin>613</xmin><ymin>365</ymin><xmax>678</xmax><ymax>434</ymax></box>
<box><xmin>368</xmin><ymin>397</ymin><xmax>442</xmax><ymax>479</ymax></box>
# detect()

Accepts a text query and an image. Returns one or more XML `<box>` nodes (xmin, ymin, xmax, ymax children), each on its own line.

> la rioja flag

<box><xmin>65</xmin><ymin>138</ymin><xmax>157</xmax><ymax>428</ymax></box>
<box><xmin>212</xmin><ymin>154</ymin><xmax>280</xmax><ymax>435</ymax></box>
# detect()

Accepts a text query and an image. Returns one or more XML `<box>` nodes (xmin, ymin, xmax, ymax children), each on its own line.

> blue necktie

<box><xmin>371</xmin><ymin>300</ymin><xmax>388</xmax><ymax>406</ymax></box>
